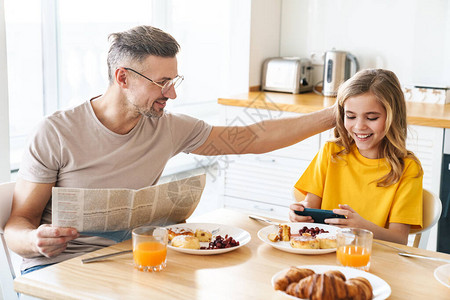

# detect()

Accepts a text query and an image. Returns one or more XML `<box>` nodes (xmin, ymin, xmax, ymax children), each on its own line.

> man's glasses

<box><xmin>124</xmin><ymin>67</ymin><xmax>184</xmax><ymax>96</ymax></box>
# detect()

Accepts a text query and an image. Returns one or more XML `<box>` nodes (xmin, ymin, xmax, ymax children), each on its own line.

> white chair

<box><xmin>0</xmin><ymin>181</ymin><xmax>19</xmax><ymax>300</ymax></box>
<box><xmin>409</xmin><ymin>189</ymin><xmax>442</xmax><ymax>249</ymax></box>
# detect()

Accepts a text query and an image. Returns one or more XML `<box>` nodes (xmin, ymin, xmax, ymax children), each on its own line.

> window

<box><xmin>4</xmin><ymin>0</ymin><xmax>44</xmax><ymax>170</ymax></box>
<box><xmin>4</xmin><ymin>0</ymin><xmax>250</xmax><ymax>174</ymax></box>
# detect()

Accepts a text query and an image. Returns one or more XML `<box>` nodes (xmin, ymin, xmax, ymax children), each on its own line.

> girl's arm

<box><xmin>327</xmin><ymin>204</ymin><xmax>410</xmax><ymax>244</ymax></box>
<box><xmin>288</xmin><ymin>192</ymin><xmax>322</xmax><ymax>222</ymax></box>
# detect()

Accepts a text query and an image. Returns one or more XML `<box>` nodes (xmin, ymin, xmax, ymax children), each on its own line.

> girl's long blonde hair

<box><xmin>333</xmin><ymin>69</ymin><xmax>422</xmax><ymax>187</ymax></box>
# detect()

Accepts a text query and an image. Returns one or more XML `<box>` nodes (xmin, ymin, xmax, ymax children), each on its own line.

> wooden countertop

<box><xmin>14</xmin><ymin>209</ymin><xmax>450</xmax><ymax>299</ymax></box>
<box><xmin>218</xmin><ymin>92</ymin><xmax>450</xmax><ymax>128</ymax></box>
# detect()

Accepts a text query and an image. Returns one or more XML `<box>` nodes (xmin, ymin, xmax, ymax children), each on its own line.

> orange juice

<box><xmin>337</xmin><ymin>245</ymin><xmax>370</xmax><ymax>268</ymax></box>
<box><xmin>133</xmin><ymin>241</ymin><xmax>167</xmax><ymax>267</ymax></box>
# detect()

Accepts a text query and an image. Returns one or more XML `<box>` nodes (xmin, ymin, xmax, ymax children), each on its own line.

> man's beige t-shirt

<box><xmin>18</xmin><ymin>98</ymin><xmax>212</xmax><ymax>270</ymax></box>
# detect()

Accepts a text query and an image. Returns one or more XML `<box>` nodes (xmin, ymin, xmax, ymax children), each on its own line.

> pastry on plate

<box><xmin>286</xmin><ymin>272</ymin><xmax>348</xmax><ymax>300</ymax></box>
<box><xmin>267</xmin><ymin>233</ymin><xmax>280</xmax><ymax>242</ymax></box>
<box><xmin>195</xmin><ymin>229</ymin><xmax>212</xmax><ymax>242</ymax></box>
<box><xmin>277</xmin><ymin>269</ymin><xmax>373</xmax><ymax>300</ymax></box>
<box><xmin>290</xmin><ymin>235</ymin><xmax>320</xmax><ymax>249</ymax></box>
<box><xmin>171</xmin><ymin>235</ymin><xmax>200</xmax><ymax>249</ymax></box>
<box><xmin>273</xmin><ymin>267</ymin><xmax>315</xmax><ymax>291</ymax></box>
<box><xmin>278</xmin><ymin>224</ymin><xmax>291</xmax><ymax>242</ymax></box>
<box><xmin>315</xmin><ymin>232</ymin><xmax>337</xmax><ymax>249</ymax></box>
<box><xmin>167</xmin><ymin>227</ymin><xmax>194</xmax><ymax>241</ymax></box>
<box><xmin>346</xmin><ymin>277</ymin><xmax>373</xmax><ymax>300</ymax></box>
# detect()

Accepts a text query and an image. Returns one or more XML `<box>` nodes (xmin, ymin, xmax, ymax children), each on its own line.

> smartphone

<box><xmin>294</xmin><ymin>208</ymin><xmax>345</xmax><ymax>224</ymax></box>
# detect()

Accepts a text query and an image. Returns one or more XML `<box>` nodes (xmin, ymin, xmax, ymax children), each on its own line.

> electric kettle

<box><xmin>322</xmin><ymin>50</ymin><xmax>359</xmax><ymax>97</ymax></box>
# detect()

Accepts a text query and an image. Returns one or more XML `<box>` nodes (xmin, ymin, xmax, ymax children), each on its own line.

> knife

<box><xmin>373</xmin><ymin>241</ymin><xmax>415</xmax><ymax>254</ymax></box>
<box><xmin>248</xmin><ymin>215</ymin><xmax>278</xmax><ymax>225</ymax></box>
<box><xmin>398</xmin><ymin>252</ymin><xmax>450</xmax><ymax>263</ymax></box>
<box><xmin>82</xmin><ymin>250</ymin><xmax>132</xmax><ymax>264</ymax></box>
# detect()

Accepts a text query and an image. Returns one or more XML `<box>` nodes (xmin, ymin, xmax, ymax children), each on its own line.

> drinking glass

<box><xmin>336</xmin><ymin>228</ymin><xmax>373</xmax><ymax>271</ymax></box>
<box><xmin>132</xmin><ymin>226</ymin><xmax>168</xmax><ymax>272</ymax></box>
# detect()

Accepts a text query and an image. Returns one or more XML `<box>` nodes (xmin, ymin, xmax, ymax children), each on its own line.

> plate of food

<box><xmin>434</xmin><ymin>263</ymin><xmax>450</xmax><ymax>288</ymax></box>
<box><xmin>258</xmin><ymin>222</ymin><xmax>339</xmax><ymax>254</ymax></box>
<box><xmin>272</xmin><ymin>265</ymin><xmax>391</xmax><ymax>300</ymax></box>
<box><xmin>165</xmin><ymin>223</ymin><xmax>251</xmax><ymax>255</ymax></box>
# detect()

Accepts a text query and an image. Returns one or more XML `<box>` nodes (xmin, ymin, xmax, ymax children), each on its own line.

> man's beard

<box><xmin>133</xmin><ymin>100</ymin><xmax>166</xmax><ymax>119</ymax></box>
<box><xmin>141</xmin><ymin>106</ymin><xmax>163</xmax><ymax>118</ymax></box>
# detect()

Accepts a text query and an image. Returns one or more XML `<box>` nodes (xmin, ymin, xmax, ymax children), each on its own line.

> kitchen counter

<box><xmin>218</xmin><ymin>92</ymin><xmax>450</xmax><ymax>128</ymax></box>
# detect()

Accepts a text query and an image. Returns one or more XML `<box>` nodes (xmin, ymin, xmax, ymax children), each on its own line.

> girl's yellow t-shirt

<box><xmin>294</xmin><ymin>142</ymin><xmax>423</xmax><ymax>228</ymax></box>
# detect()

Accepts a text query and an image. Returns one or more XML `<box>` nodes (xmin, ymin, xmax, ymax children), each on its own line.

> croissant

<box><xmin>345</xmin><ymin>277</ymin><xmax>373</xmax><ymax>300</ymax></box>
<box><xmin>286</xmin><ymin>273</ymin><xmax>349</xmax><ymax>300</ymax></box>
<box><xmin>324</xmin><ymin>270</ymin><xmax>346</xmax><ymax>282</ymax></box>
<box><xmin>283</xmin><ymin>272</ymin><xmax>373</xmax><ymax>300</ymax></box>
<box><xmin>273</xmin><ymin>267</ymin><xmax>315</xmax><ymax>291</ymax></box>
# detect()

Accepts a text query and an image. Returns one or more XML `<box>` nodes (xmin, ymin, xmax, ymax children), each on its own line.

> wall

<box><xmin>249</xmin><ymin>0</ymin><xmax>282</xmax><ymax>87</ymax></box>
<box><xmin>0</xmin><ymin>1</ymin><xmax>11</xmax><ymax>183</ymax></box>
<box><xmin>279</xmin><ymin>0</ymin><xmax>450</xmax><ymax>88</ymax></box>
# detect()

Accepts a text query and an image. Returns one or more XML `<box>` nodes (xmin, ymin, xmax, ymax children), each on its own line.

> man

<box><xmin>5</xmin><ymin>26</ymin><xmax>334</xmax><ymax>273</ymax></box>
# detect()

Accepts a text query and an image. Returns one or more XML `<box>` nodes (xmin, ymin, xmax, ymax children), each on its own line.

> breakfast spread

<box><xmin>195</xmin><ymin>229</ymin><xmax>212</xmax><ymax>242</ymax></box>
<box><xmin>201</xmin><ymin>235</ymin><xmax>240</xmax><ymax>249</ymax></box>
<box><xmin>290</xmin><ymin>235</ymin><xmax>320</xmax><ymax>249</ymax></box>
<box><xmin>274</xmin><ymin>267</ymin><xmax>373</xmax><ymax>300</ymax></box>
<box><xmin>171</xmin><ymin>235</ymin><xmax>201</xmax><ymax>249</ymax></box>
<box><xmin>167</xmin><ymin>227</ymin><xmax>240</xmax><ymax>250</ymax></box>
<box><xmin>168</xmin><ymin>227</ymin><xmax>194</xmax><ymax>241</ymax></box>
<box><xmin>268</xmin><ymin>225</ymin><xmax>337</xmax><ymax>249</ymax></box>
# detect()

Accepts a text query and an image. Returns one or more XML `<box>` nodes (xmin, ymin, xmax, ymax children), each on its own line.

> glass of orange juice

<box><xmin>336</xmin><ymin>228</ymin><xmax>373</xmax><ymax>271</ymax></box>
<box><xmin>132</xmin><ymin>226</ymin><xmax>168</xmax><ymax>272</ymax></box>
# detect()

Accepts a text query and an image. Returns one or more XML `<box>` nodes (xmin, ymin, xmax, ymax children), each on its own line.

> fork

<box><xmin>373</xmin><ymin>241</ymin><xmax>415</xmax><ymax>254</ymax></box>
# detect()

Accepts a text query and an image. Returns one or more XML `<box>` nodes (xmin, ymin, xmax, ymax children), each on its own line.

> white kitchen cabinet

<box><xmin>406</xmin><ymin>125</ymin><xmax>443</xmax><ymax>196</ymax></box>
<box><xmin>406</xmin><ymin>125</ymin><xmax>443</xmax><ymax>250</ymax></box>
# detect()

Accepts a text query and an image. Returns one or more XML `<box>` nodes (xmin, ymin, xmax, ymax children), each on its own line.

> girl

<box><xmin>289</xmin><ymin>69</ymin><xmax>423</xmax><ymax>244</ymax></box>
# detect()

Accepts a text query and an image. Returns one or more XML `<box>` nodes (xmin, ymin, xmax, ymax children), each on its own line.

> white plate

<box><xmin>258</xmin><ymin>222</ymin><xmax>339</xmax><ymax>254</ymax></box>
<box><xmin>165</xmin><ymin>223</ymin><xmax>251</xmax><ymax>255</ymax></box>
<box><xmin>434</xmin><ymin>263</ymin><xmax>450</xmax><ymax>288</ymax></box>
<box><xmin>272</xmin><ymin>265</ymin><xmax>391</xmax><ymax>300</ymax></box>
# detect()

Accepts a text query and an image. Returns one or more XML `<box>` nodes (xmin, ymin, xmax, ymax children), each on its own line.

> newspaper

<box><xmin>51</xmin><ymin>173</ymin><xmax>206</xmax><ymax>232</ymax></box>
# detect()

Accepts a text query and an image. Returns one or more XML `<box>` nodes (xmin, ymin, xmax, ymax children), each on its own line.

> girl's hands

<box><xmin>326</xmin><ymin>204</ymin><xmax>410</xmax><ymax>244</ymax></box>
<box><xmin>288</xmin><ymin>203</ymin><xmax>313</xmax><ymax>223</ymax></box>
<box><xmin>325</xmin><ymin>204</ymin><xmax>370</xmax><ymax>228</ymax></box>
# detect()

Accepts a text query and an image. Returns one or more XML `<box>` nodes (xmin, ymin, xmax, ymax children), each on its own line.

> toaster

<box><xmin>261</xmin><ymin>57</ymin><xmax>313</xmax><ymax>94</ymax></box>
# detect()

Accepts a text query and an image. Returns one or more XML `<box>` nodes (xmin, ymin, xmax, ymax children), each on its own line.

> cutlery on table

<box><xmin>248</xmin><ymin>215</ymin><xmax>278</xmax><ymax>225</ymax></box>
<box><xmin>398</xmin><ymin>252</ymin><xmax>450</xmax><ymax>263</ymax></box>
<box><xmin>374</xmin><ymin>241</ymin><xmax>450</xmax><ymax>263</ymax></box>
<box><xmin>82</xmin><ymin>250</ymin><xmax>132</xmax><ymax>264</ymax></box>
<box><xmin>373</xmin><ymin>241</ymin><xmax>415</xmax><ymax>254</ymax></box>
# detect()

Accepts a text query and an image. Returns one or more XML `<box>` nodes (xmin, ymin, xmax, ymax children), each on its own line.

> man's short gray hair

<box><xmin>107</xmin><ymin>25</ymin><xmax>180</xmax><ymax>84</ymax></box>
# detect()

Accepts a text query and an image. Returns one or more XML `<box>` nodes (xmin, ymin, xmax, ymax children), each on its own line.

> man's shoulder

<box><xmin>45</xmin><ymin>101</ymin><xmax>91</xmax><ymax>124</ymax></box>
<box><xmin>35</xmin><ymin>101</ymin><xmax>92</xmax><ymax>136</ymax></box>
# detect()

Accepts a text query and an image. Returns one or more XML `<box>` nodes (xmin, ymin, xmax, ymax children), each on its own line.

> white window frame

<box><xmin>0</xmin><ymin>0</ymin><xmax>11</xmax><ymax>182</ymax></box>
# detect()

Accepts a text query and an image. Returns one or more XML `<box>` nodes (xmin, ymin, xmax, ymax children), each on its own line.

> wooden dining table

<box><xmin>14</xmin><ymin>208</ymin><xmax>450</xmax><ymax>299</ymax></box>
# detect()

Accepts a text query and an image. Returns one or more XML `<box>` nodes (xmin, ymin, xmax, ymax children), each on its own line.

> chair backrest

<box><xmin>0</xmin><ymin>181</ymin><xmax>19</xmax><ymax>300</ymax></box>
<box><xmin>409</xmin><ymin>189</ymin><xmax>442</xmax><ymax>248</ymax></box>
